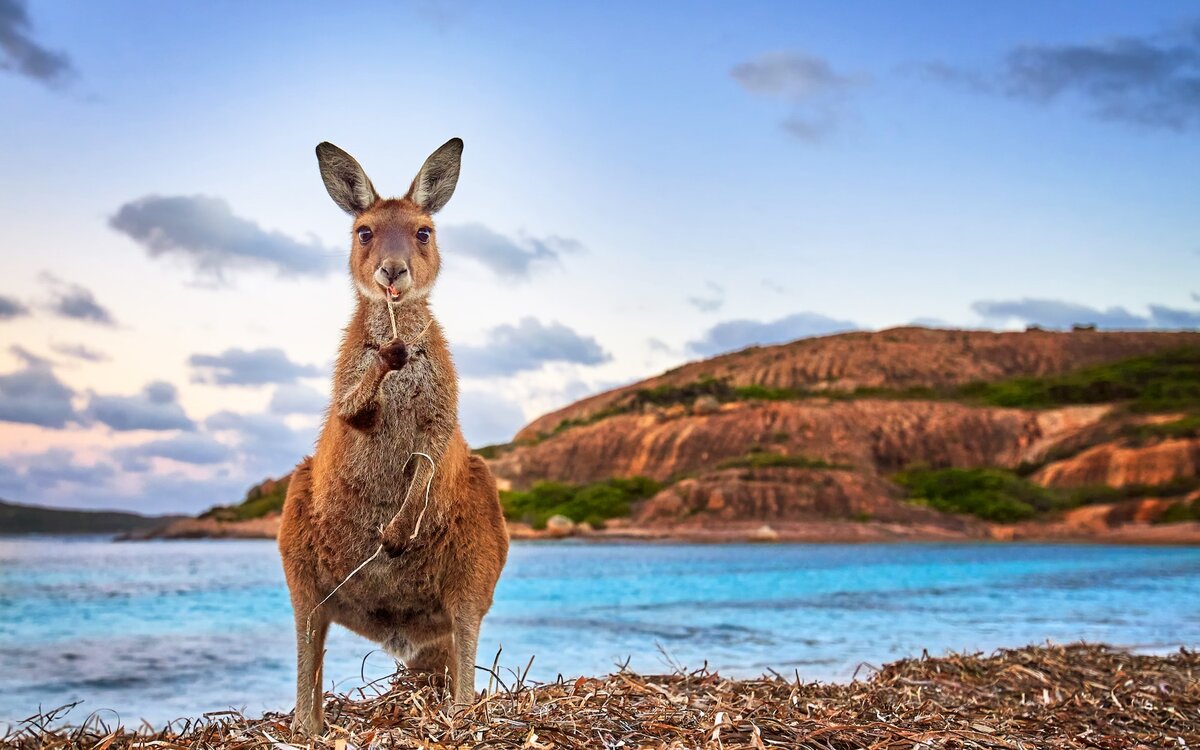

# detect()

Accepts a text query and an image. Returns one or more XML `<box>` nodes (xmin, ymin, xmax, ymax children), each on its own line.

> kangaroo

<box><xmin>278</xmin><ymin>138</ymin><xmax>509</xmax><ymax>736</ymax></box>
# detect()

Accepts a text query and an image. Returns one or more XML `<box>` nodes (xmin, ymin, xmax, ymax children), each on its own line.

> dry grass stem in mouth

<box><xmin>385</xmin><ymin>299</ymin><xmax>433</xmax><ymax>346</ymax></box>
<box><xmin>7</xmin><ymin>643</ymin><xmax>1199</xmax><ymax>749</ymax></box>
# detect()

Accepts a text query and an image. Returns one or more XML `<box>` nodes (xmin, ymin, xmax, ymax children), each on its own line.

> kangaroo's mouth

<box><xmin>378</xmin><ymin>276</ymin><xmax>411</xmax><ymax>301</ymax></box>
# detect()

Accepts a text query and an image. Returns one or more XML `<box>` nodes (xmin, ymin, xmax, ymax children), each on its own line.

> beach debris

<box><xmin>5</xmin><ymin>643</ymin><xmax>1198</xmax><ymax>749</ymax></box>
<box><xmin>544</xmin><ymin>515</ymin><xmax>575</xmax><ymax>538</ymax></box>
<box><xmin>750</xmin><ymin>524</ymin><xmax>779</xmax><ymax>542</ymax></box>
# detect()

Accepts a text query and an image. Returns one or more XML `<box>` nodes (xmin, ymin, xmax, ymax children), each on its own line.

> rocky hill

<box><xmin>487</xmin><ymin>327</ymin><xmax>1200</xmax><ymax>542</ymax></box>
<box><xmin>140</xmin><ymin>327</ymin><xmax>1200</xmax><ymax>543</ymax></box>
<box><xmin>518</xmin><ymin>327</ymin><xmax>1200</xmax><ymax>440</ymax></box>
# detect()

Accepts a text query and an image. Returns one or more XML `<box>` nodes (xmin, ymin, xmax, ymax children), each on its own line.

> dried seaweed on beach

<box><xmin>5</xmin><ymin>643</ymin><xmax>1198</xmax><ymax>749</ymax></box>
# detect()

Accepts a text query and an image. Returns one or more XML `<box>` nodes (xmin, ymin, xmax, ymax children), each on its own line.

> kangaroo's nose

<box><xmin>379</xmin><ymin>262</ymin><xmax>409</xmax><ymax>283</ymax></box>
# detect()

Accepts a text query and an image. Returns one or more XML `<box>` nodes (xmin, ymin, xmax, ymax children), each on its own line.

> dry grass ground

<box><xmin>5</xmin><ymin>643</ymin><xmax>1197</xmax><ymax>749</ymax></box>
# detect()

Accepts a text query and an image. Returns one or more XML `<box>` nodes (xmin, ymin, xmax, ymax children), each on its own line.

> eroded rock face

<box><xmin>488</xmin><ymin>400</ymin><xmax>1119</xmax><ymax>537</ymax></box>
<box><xmin>490</xmin><ymin>400</ymin><xmax>1099</xmax><ymax>490</ymax></box>
<box><xmin>517</xmin><ymin>327</ymin><xmax>1200</xmax><ymax>442</ymax></box>
<box><xmin>634</xmin><ymin>466</ymin><xmax>984</xmax><ymax>534</ymax></box>
<box><xmin>1035</xmin><ymin>439</ymin><xmax>1200</xmax><ymax>488</ymax></box>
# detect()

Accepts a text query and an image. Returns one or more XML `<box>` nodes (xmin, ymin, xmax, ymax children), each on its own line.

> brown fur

<box><xmin>278</xmin><ymin>140</ymin><xmax>508</xmax><ymax>736</ymax></box>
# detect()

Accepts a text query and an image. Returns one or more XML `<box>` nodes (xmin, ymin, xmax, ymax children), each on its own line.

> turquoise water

<box><xmin>2</xmin><ymin>537</ymin><xmax>1199</xmax><ymax>727</ymax></box>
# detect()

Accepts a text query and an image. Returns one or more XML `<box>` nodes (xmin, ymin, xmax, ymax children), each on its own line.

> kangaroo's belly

<box><xmin>331</xmin><ymin>573</ymin><xmax>454</xmax><ymax>656</ymax></box>
<box><xmin>303</xmin><ymin>462</ymin><xmax>457</xmax><ymax>641</ymax></box>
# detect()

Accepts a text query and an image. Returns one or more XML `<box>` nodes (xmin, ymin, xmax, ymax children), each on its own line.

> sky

<box><xmin>1</xmin><ymin>0</ymin><xmax>1198</xmax><ymax>513</ymax></box>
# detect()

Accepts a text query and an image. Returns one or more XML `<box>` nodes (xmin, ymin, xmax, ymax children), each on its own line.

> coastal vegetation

<box><xmin>499</xmin><ymin>476</ymin><xmax>660</xmax><ymax>529</ymax></box>
<box><xmin>201</xmin><ymin>476</ymin><xmax>290</xmax><ymax>522</ymax></box>
<box><xmin>959</xmin><ymin>347</ymin><xmax>1200</xmax><ymax>411</ymax></box>
<box><xmin>1123</xmin><ymin>413</ymin><xmax>1200</xmax><ymax>441</ymax></box>
<box><xmin>895</xmin><ymin>467</ymin><xmax>1200</xmax><ymax>523</ymax></box>
<box><xmin>1157</xmin><ymin>498</ymin><xmax>1200</xmax><ymax>524</ymax></box>
<box><xmin>893</xmin><ymin>467</ymin><xmax>1060</xmax><ymax>522</ymax></box>
<box><xmin>472</xmin><ymin>442</ymin><xmax>511</xmax><ymax>459</ymax></box>
<box><xmin>717</xmin><ymin>452</ymin><xmax>844</xmax><ymax>470</ymax></box>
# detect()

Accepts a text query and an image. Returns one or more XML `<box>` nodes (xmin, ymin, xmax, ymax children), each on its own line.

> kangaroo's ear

<box><xmin>316</xmin><ymin>142</ymin><xmax>380</xmax><ymax>215</ymax></box>
<box><xmin>406</xmin><ymin>138</ymin><xmax>463</xmax><ymax>214</ymax></box>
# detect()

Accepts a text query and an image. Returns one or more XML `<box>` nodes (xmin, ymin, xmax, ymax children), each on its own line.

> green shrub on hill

<box><xmin>632</xmin><ymin>378</ymin><xmax>737</xmax><ymax>407</ymax></box>
<box><xmin>1156</xmin><ymin>500</ymin><xmax>1200</xmax><ymax>525</ymax></box>
<box><xmin>958</xmin><ymin>347</ymin><xmax>1200</xmax><ymax>411</ymax></box>
<box><xmin>473</xmin><ymin>443</ymin><xmax>512</xmax><ymax>460</ymax></box>
<box><xmin>500</xmin><ymin>476</ymin><xmax>661</xmax><ymax>529</ymax></box>
<box><xmin>202</xmin><ymin>476</ymin><xmax>290</xmax><ymax>521</ymax></box>
<box><xmin>1063</xmin><ymin>478</ymin><xmax>1200</xmax><ymax>507</ymax></box>
<box><xmin>718</xmin><ymin>453</ymin><xmax>844</xmax><ymax>470</ymax></box>
<box><xmin>550</xmin><ymin>406</ymin><xmax>625</xmax><ymax>436</ymax></box>
<box><xmin>896</xmin><ymin>467</ymin><xmax>1200</xmax><ymax>523</ymax></box>
<box><xmin>733</xmin><ymin>384</ymin><xmax>804</xmax><ymax>401</ymax></box>
<box><xmin>894</xmin><ymin>467</ymin><xmax>1059</xmax><ymax>523</ymax></box>
<box><xmin>1124</xmin><ymin>414</ymin><xmax>1200</xmax><ymax>441</ymax></box>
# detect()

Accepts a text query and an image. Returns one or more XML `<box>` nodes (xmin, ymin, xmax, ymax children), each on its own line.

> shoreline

<box><xmin>116</xmin><ymin>513</ymin><xmax>1200</xmax><ymax>545</ymax></box>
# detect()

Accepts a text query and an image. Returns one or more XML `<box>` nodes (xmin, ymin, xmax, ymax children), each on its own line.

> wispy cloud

<box><xmin>50</xmin><ymin>342</ymin><xmax>108</xmax><ymax>362</ymax></box>
<box><xmin>687</xmin><ymin>281</ymin><xmax>725</xmax><ymax>313</ymax></box>
<box><xmin>925</xmin><ymin>20</ymin><xmax>1200</xmax><ymax>131</ymax></box>
<box><xmin>206</xmin><ymin>410</ymin><xmax>314</xmax><ymax>476</ymax></box>
<box><xmin>438</xmin><ymin>223</ymin><xmax>578</xmax><ymax>280</ymax></box>
<box><xmin>973</xmin><ymin>297</ymin><xmax>1200</xmax><ymax>329</ymax></box>
<box><xmin>116</xmin><ymin>432</ymin><xmax>233</xmax><ymax>470</ymax></box>
<box><xmin>41</xmin><ymin>273</ymin><xmax>116</xmax><ymax>326</ymax></box>
<box><xmin>0</xmin><ymin>447</ymin><xmax>246</xmax><ymax>513</ymax></box>
<box><xmin>688</xmin><ymin>311</ymin><xmax>859</xmax><ymax>356</ymax></box>
<box><xmin>0</xmin><ymin>346</ymin><xmax>77</xmax><ymax>428</ymax></box>
<box><xmin>86</xmin><ymin>381</ymin><xmax>194</xmax><ymax>431</ymax></box>
<box><xmin>0</xmin><ymin>0</ymin><xmax>75</xmax><ymax>88</ymax></box>
<box><xmin>455</xmin><ymin>318</ymin><xmax>610</xmax><ymax>376</ymax></box>
<box><xmin>109</xmin><ymin>195</ymin><xmax>340</xmax><ymax>282</ymax></box>
<box><xmin>0</xmin><ymin>294</ymin><xmax>29</xmax><ymax>320</ymax></box>
<box><xmin>189</xmin><ymin>347</ymin><xmax>322</xmax><ymax>386</ymax></box>
<box><xmin>647</xmin><ymin>338</ymin><xmax>672</xmax><ymax>354</ymax></box>
<box><xmin>0</xmin><ymin>450</ymin><xmax>113</xmax><ymax>502</ymax></box>
<box><xmin>731</xmin><ymin>51</ymin><xmax>865</xmax><ymax>141</ymax></box>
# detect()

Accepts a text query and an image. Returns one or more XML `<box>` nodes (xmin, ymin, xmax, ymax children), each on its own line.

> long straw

<box><xmin>305</xmin><ymin>452</ymin><xmax>437</xmax><ymax>643</ymax></box>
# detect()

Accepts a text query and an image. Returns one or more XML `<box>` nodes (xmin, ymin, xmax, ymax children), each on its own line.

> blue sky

<box><xmin>1</xmin><ymin>0</ymin><xmax>1198</xmax><ymax>512</ymax></box>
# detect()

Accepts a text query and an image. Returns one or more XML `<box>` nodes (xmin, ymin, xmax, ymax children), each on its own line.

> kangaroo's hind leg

<box><xmin>278</xmin><ymin>458</ymin><xmax>328</xmax><ymax>736</ymax></box>
<box><xmin>453</xmin><ymin>610</ymin><xmax>482</xmax><ymax>705</ymax></box>
<box><xmin>290</xmin><ymin>604</ymin><xmax>329</xmax><ymax>735</ymax></box>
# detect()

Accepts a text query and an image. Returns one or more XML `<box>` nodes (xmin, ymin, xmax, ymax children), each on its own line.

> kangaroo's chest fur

<box><xmin>308</xmin><ymin>301</ymin><xmax>463</xmax><ymax>591</ymax></box>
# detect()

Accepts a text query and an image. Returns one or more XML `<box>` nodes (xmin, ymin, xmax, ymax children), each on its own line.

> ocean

<box><xmin>2</xmin><ymin>537</ymin><xmax>1199</xmax><ymax>728</ymax></box>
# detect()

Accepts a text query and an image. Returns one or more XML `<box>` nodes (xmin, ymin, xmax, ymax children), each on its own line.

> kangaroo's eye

<box><xmin>415</xmin><ymin>227</ymin><xmax>431</xmax><ymax>244</ymax></box>
<box><xmin>356</xmin><ymin>227</ymin><xmax>373</xmax><ymax>244</ymax></box>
